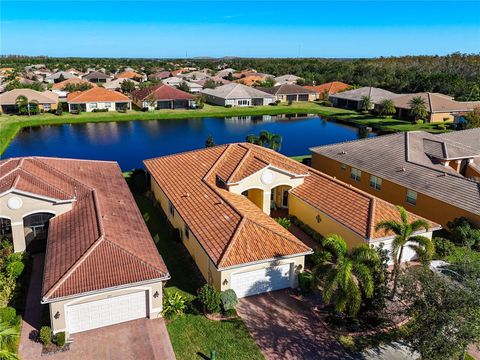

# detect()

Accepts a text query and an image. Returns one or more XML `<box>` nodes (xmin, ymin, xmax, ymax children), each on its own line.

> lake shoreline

<box><xmin>0</xmin><ymin>102</ymin><xmax>447</xmax><ymax>156</ymax></box>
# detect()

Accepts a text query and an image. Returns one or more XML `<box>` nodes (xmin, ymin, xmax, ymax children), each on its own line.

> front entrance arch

<box><xmin>241</xmin><ymin>188</ymin><xmax>264</xmax><ymax>211</ymax></box>
<box><xmin>23</xmin><ymin>212</ymin><xmax>54</xmax><ymax>247</ymax></box>
<box><xmin>271</xmin><ymin>185</ymin><xmax>292</xmax><ymax>211</ymax></box>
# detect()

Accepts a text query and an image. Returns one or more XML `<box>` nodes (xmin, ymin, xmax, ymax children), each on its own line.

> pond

<box><xmin>3</xmin><ymin>114</ymin><xmax>375</xmax><ymax>170</ymax></box>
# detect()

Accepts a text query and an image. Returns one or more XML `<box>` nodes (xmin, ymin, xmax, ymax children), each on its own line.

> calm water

<box><xmin>3</xmin><ymin>115</ymin><xmax>375</xmax><ymax>170</ymax></box>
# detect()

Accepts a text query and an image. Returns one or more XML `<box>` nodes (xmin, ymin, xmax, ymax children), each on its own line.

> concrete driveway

<box><xmin>18</xmin><ymin>254</ymin><xmax>175</xmax><ymax>360</ymax></box>
<box><xmin>237</xmin><ymin>290</ymin><xmax>353</xmax><ymax>360</ymax></box>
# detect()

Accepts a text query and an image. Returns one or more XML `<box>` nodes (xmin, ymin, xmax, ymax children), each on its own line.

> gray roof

<box><xmin>0</xmin><ymin>89</ymin><xmax>58</xmax><ymax>105</ymax></box>
<box><xmin>258</xmin><ymin>83</ymin><xmax>317</xmax><ymax>96</ymax></box>
<box><xmin>45</xmin><ymin>71</ymin><xmax>76</xmax><ymax>81</ymax></box>
<box><xmin>310</xmin><ymin>129</ymin><xmax>480</xmax><ymax>215</ymax></box>
<box><xmin>329</xmin><ymin>86</ymin><xmax>399</xmax><ymax>103</ymax></box>
<box><xmin>201</xmin><ymin>83</ymin><xmax>274</xmax><ymax>99</ymax></box>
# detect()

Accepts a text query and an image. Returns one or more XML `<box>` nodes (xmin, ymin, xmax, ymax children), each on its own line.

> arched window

<box><xmin>23</xmin><ymin>213</ymin><xmax>54</xmax><ymax>242</ymax></box>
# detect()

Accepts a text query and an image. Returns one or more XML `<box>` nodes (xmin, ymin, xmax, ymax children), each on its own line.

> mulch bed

<box><xmin>41</xmin><ymin>343</ymin><xmax>70</xmax><ymax>356</ymax></box>
<box><xmin>204</xmin><ymin>312</ymin><xmax>238</xmax><ymax>321</ymax></box>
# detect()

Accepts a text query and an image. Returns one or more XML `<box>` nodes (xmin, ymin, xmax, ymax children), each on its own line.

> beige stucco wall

<box><xmin>430</xmin><ymin>112</ymin><xmax>454</xmax><ymax>123</ymax></box>
<box><xmin>48</xmin><ymin>281</ymin><xmax>164</xmax><ymax>334</ymax></box>
<box><xmin>288</xmin><ymin>194</ymin><xmax>367</xmax><ymax>248</ymax></box>
<box><xmin>0</xmin><ymin>192</ymin><xmax>73</xmax><ymax>252</ymax></box>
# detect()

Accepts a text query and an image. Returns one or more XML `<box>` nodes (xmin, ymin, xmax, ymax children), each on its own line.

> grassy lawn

<box><xmin>0</xmin><ymin>102</ymin><xmax>448</xmax><ymax>155</ymax></box>
<box><xmin>290</xmin><ymin>154</ymin><xmax>311</xmax><ymax>162</ymax></box>
<box><xmin>132</xmin><ymin>190</ymin><xmax>264</xmax><ymax>360</ymax></box>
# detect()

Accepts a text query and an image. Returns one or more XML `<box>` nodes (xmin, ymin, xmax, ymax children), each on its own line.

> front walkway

<box><xmin>237</xmin><ymin>290</ymin><xmax>352</xmax><ymax>360</ymax></box>
<box><xmin>18</xmin><ymin>254</ymin><xmax>176</xmax><ymax>360</ymax></box>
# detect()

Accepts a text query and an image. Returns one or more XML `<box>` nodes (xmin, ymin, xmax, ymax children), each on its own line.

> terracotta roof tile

<box><xmin>0</xmin><ymin>157</ymin><xmax>169</xmax><ymax>301</ymax></box>
<box><xmin>304</xmin><ymin>81</ymin><xmax>351</xmax><ymax>95</ymax></box>
<box><xmin>67</xmin><ymin>87</ymin><xmax>131</xmax><ymax>103</ymax></box>
<box><xmin>131</xmin><ymin>84</ymin><xmax>194</xmax><ymax>102</ymax></box>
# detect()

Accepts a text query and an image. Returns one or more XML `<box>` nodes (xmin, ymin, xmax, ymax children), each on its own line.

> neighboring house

<box><xmin>305</xmin><ymin>81</ymin><xmax>351</xmax><ymax>100</ymax></box>
<box><xmin>216</xmin><ymin>68</ymin><xmax>236</xmax><ymax>78</ymax></box>
<box><xmin>131</xmin><ymin>84</ymin><xmax>194</xmax><ymax>110</ymax></box>
<box><xmin>0</xmin><ymin>157</ymin><xmax>169</xmax><ymax>336</ymax></box>
<box><xmin>0</xmin><ymin>89</ymin><xmax>58</xmax><ymax>114</ymax></box>
<box><xmin>67</xmin><ymin>87</ymin><xmax>131</xmax><ymax>112</ymax></box>
<box><xmin>258</xmin><ymin>84</ymin><xmax>317</xmax><ymax>102</ymax></box>
<box><xmin>44</xmin><ymin>71</ymin><xmax>77</xmax><ymax>84</ymax></box>
<box><xmin>51</xmin><ymin>78</ymin><xmax>96</xmax><ymax>99</ymax></box>
<box><xmin>82</xmin><ymin>70</ymin><xmax>112</xmax><ymax>83</ymax></box>
<box><xmin>386</xmin><ymin>92</ymin><xmax>480</xmax><ymax>123</ymax></box>
<box><xmin>145</xmin><ymin>144</ymin><xmax>436</xmax><ymax>299</ymax></box>
<box><xmin>274</xmin><ymin>74</ymin><xmax>303</xmax><ymax>85</ymax></box>
<box><xmin>114</xmin><ymin>70</ymin><xmax>146</xmax><ymax>82</ymax></box>
<box><xmin>162</xmin><ymin>77</ymin><xmax>203</xmax><ymax>92</ymax></box>
<box><xmin>104</xmin><ymin>78</ymin><xmax>139</xmax><ymax>91</ymax></box>
<box><xmin>310</xmin><ymin>129</ymin><xmax>480</xmax><ymax>228</ymax></box>
<box><xmin>148</xmin><ymin>71</ymin><xmax>171</xmax><ymax>81</ymax></box>
<box><xmin>236</xmin><ymin>75</ymin><xmax>269</xmax><ymax>87</ymax></box>
<box><xmin>193</xmin><ymin>76</ymin><xmax>231</xmax><ymax>87</ymax></box>
<box><xmin>179</xmin><ymin>70</ymin><xmax>211</xmax><ymax>81</ymax></box>
<box><xmin>329</xmin><ymin>86</ymin><xmax>399</xmax><ymax>110</ymax></box>
<box><xmin>201</xmin><ymin>83</ymin><xmax>275</xmax><ymax>107</ymax></box>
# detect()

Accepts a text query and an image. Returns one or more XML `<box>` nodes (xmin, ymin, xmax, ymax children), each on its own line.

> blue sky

<box><xmin>1</xmin><ymin>1</ymin><xmax>479</xmax><ymax>58</ymax></box>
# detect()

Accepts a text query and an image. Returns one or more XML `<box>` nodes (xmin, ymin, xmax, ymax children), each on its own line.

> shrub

<box><xmin>162</xmin><ymin>290</ymin><xmax>187</xmax><ymax>319</ymax></box>
<box><xmin>40</xmin><ymin>326</ymin><xmax>52</xmax><ymax>345</ymax></box>
<box><xmin>197</xmin><ymin>284</ymin><xmax>221</xmax><ymax>314</ymax></box>
<box><xmin>6</xmin><ymin>261</ymin><xmax>24</xmax><ymax>278</ymax></box>
<box><xmin>434</xmin><ymin>237</ymin><xmax>455</xmax><ymax>258</ymax></box>
<box><xmin>276</xmin><ymin>217</ymin><xmax>291</xmax><ymax>230</ymax></box>
<box><xmin>56</xmin><ymin>331</ymin><xmax>66</xmax><ymax>347</ymax></box>
<box><xmin>298</xmin><ymin>272</ymin><xmax>313</xmax><ymax>294</ymax></box>
<box><xmin>269</xmin><ymin>102</ymin><xmax>278</xmax><ymax>106</ymax></box>
<box><xmin>0</xmin><ymin>307</ymin><xmax>16</xmax><ymax>324</ymax></box>
<box><xmin>437</xmin><ymin>123</ymin><xmax>446</xmax><ymax>130</ymax></box>
<box><xmin>415</xmin><ymin>119</ymin><xmax>424</xmax><ymax>125</ymax></box>
<box><xmin>91</xmin><ymin>108</ymin><xmax>108</xmax><ymax>113</ymax></box>
<box><xmin>338</xmin><ymin>335</ymin><xmax>355</xmax><ymax>351</ymax></box>
<box><xmin>225</xmin><ymin>104</ymin><xmax>232</xmax><ymax>108</ymax></box>
<box><xmin>220</xmin><ymin>289</ymin><xmax>238</xmax><ymax>312</ymax></box>
<box><xmin>323</xmin><ymin>100</ymin><xmax>333</xmax><ymax>107</ymax></box>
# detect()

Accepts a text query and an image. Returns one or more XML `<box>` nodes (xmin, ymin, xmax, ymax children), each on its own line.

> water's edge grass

<box><xmin>0</xmin><ymin>102</ymin><xmax>446</xmax><ymax>156</ymax></box>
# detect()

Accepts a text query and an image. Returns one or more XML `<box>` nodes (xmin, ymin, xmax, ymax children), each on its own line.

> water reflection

<box><xmin>4</xmin><ymin>115</ymin><xmax>375</xmax><ymax>170</ymax></box>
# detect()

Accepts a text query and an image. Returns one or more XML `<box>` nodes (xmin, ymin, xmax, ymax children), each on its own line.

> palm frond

<box><xmin>410</xmin><ymin>219</ymin><xmax>430</xmax><ymax>233</ymax></box>
<box><xmin>322</xmin><ymin>234</ymin><xmax>347</xmax><ymax>258</ymax></box>
<box><xmin>375</xmin><ymin>220</ymin><xmax>402</xmax><ymax>235</ymax></box>
<box><xmin>352</xmin><ymin>263</ymin><xmax>374</xmax><ymax>298</ymax></box>
<box><xmin>396</xmin><ymin>205</ymin><xmax>409</xmax><ymax>225</ymax></box>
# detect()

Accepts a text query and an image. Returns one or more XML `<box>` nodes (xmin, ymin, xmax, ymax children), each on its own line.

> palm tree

<box><xmin>245</xmin><ymin>134</ymin><xmax>260</xmax><ymax>145</ymax></box>
<box><xmin>0</xmin><ymin>322</ymin><xmax>19</xmax><ymax>360</ymax></box>
<box><xmin>375</xmin><ymin>205</ymin><xmax>433</xmax><ymax>298</ymax></box>
<box><xmin>377</xmin><ymin>99</ymin><xmax>396</xmax><ymax>117</ymax></box>
<box><xmin>258</xmin><ymin>130</ymin><xmax>282</xmax><ymax>151</ymax></box>
<box><xmin>409</xmin><ymin>96</ymin><xmax>429</xmax><ymax>121</ymax></box>
<box><xmin>313</xmin><ymin>234</ymin><xmax>380</xmax><ymax>317</ymax></box>
<box><xmin>15</xmin><ymin>95</ymin><xmax>29</xmax><ymax>115</ymax></box>
<box><xmin>360</xmin><ymin>96</ymin><xmax>372</xmax><ymax>112</ymax></box>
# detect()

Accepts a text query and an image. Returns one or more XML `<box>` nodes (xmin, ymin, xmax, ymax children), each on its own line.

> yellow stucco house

<box><xmin>145</xmin><ymin>143</ymin><xmax>436</xmax><ymax>298</ymax></box>
<box><xmin>0</xmin><ymin>157</ymin><xmax>169</xmax><ymax>336</ymax></box>
<box><xmin>310</xmin><ymin>129</ymin><xmax>480</xmax><ymax>228</ymax></box>
<box><xmin>0</xmin><ymin>89</ymin><xmax>58</xmax><ymax>114</ymax></box>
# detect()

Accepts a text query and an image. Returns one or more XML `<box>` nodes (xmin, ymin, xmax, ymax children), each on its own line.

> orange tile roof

<box><xmin>145</xmin><ymin>143</ymin><xmax>439</xmax><ymax>263</ymax></box>
<box><xmin>67</xmin><ymin>87</ymin><xmax>130</xmax><ymax>103</ymax></box>
<box><xmin>0</xmin><ymin>157</ymin><xmax>169</xmax><ymax>301</ymax></box>
<box><xmin>144</xmin><ymin>144</ymin><xmax>312</xmax><ymax>269</ymax></box>
<box><xmin>115</xmin><ymin>70</ymin><xmax>144</xmax><ymax>79</ymax></box>
<box><xmin>235</xmin><ymin>75</ymin><xmax>266</xmax><ymax>86</ymax></box>
<box><xmin>305</xmin><ymin>81</ymin><xmax>351</xmax><ymax>95</ymax></box>
<box><xmin>52</xmin><ymin>77</ymin><xmax>97</xmax><ymax>90</ymax></box>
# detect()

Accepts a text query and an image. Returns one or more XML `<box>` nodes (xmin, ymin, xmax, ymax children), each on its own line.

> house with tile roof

<box><xmin>67</xmin><ymin>87</ymin><xmax>131</xmax><ymax>112</ymax></box>
<box><xmin>0</xmin><ymin>89</ymin><xmax>58</xmax><ymax>114</ymax></box>
<box><xmin>305</xmin><ymin>81</ymin><xmax>351</xmax><ymax>100</ymax></box>
<box><xmin>201</xmin><ymin>83</ymin><xmax>275</xmax><ymax>107</ymax></box>
<box><xmin>114</xmin><ymin>70</ymin><xmax>146</xmax><ymax>82</ymax></box>
<box><xmin>44</xmin><ymin>71</ymin><xmax>78</xmax><ymax>84</ymax></box>
<box><xmin>258</xmin><ymin>84</ymin><xmax>317</xmax><ymax>103</ymax></box>
<box><xmin>82</xmin><ymin>70</ymin><xmax>112</xmax><ymax>83</ymax></box>
<box><xmin>131</xmin><ymin>84</ymin><xmax>194</xmax><ymax>110</ymax></box>
<box><xmin>386</xmin><ymin>92</ymin><xmax>480</xmax><ymax>123</ymax></box>
<box><xmin>144</xmin><ymin>143</ymin><xmax>437</xmax><ymax>298</ymax></box>
<box><xmin>274</xmin><ymin>74</ymin><xmax>303</xmax><ymax>85</ymax></box>
<box><xmin>310</xmin><ymin>129</ymin><xmax>480</xmax><ymax>228</ymax></box>
<box><xmin>0</xmin><ymin>157</ymin><xmax>169</xmax><ymax>336</ymax></box>
<box><xmin>329</xmin><ymin>86</ymin><xmax>399</xmax><ymax>110</ymax></box>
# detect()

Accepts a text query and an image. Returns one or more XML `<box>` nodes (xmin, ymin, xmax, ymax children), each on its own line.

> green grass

<box><xmin>132</xmin><ymin>189</ymin><xmax>263</xmax><ymax>360</ymax></box>
<box><xmin>0</xmin><ymin>102</ymin><xmax>449</xmax><ymax>155</ymax></box>
<box><xmin>290</xmin><ymin>154</ymin><xmax>311</xmax><ymax>162</ymax></box>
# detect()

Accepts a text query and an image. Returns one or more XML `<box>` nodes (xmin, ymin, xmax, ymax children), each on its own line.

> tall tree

<box><xmin>120</xmin><ymin>79</ymin><xmax>136</xmax><ymax>94</ymax></box>
<box><xmin>15</xmin><ymin>95</ymin><xmax>29</xmax><ymax>115</ymax></box>
<box><xmin>398</xmin><ymin>264</ymin><xmax>480</xmax><ymax>360</ymax></box>
<box><xmin>377</xmin><ymin>98</ymin><xmax>396</xmax><ymax>117</ymax></box>
<box><xmin>409</xmin><ymin>96</ymin><xmax>429</xmax><ymax>121</ymax></box>
<box><xmin>313</xmin><ymin>234</ymin><xmax>380</xmax><ymax>317</ymax></box>
<box><xmin>205</xmin><ymin>134</ymin><xmax>215</xmax><ymax>148</ymax></box>
<box><xmin>465</xmin><ymin>107</ymin><xmax>480</xmax><ymax>129</ymax></box>
<box><xmin>375</xmin><ymin>206</ymin><xmax>433</xmax><ymax>298</ymax></box>
<box><xmin>360</xmin><ymin>95</ymin><xmax>372</xmax><ymax>112</ymax></box>
<box><xmin>258</xmin><ymin>130</ymin><xmax>282</xmax><ymax>151</ymax></box>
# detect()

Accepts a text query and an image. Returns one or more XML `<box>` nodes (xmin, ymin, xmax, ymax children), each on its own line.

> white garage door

<box><xmin>231</xmin><ymin>263</ymin><xmax>292</xmax><ymax>298</ymax></box>
<box><xmin>66</xmin><ymin>291</ymin><xmax>147</xmax><ymax>334</ymax></box>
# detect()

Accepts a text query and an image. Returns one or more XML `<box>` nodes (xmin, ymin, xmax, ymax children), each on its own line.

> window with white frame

<box><xmin>406</xmin><ymin>189</ymin><xmax>417</xmax><ymax>205</ymax></box>
<box><xmin>43</xmin><ymin>104</ymin><xmax>51</xmax><ymax>110</ymax></box>
<box><xmin>104</xmin><ymin>102</ymin><xmax>111</xmax><ymax>108</ymax></box>
<box><xmin>90</xmin><ymin>103</ymin><xmax>98</xmax><ymax>109</ymax></box>
<box><xmin>350</xmin><ymin>167</ymin><xmax>361</xmax><ymax>181</ymax></box>
<box><xmin>370</xmin><ymin>175</ymin><xmax>382</xmax><ymax>190</ymax></box>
